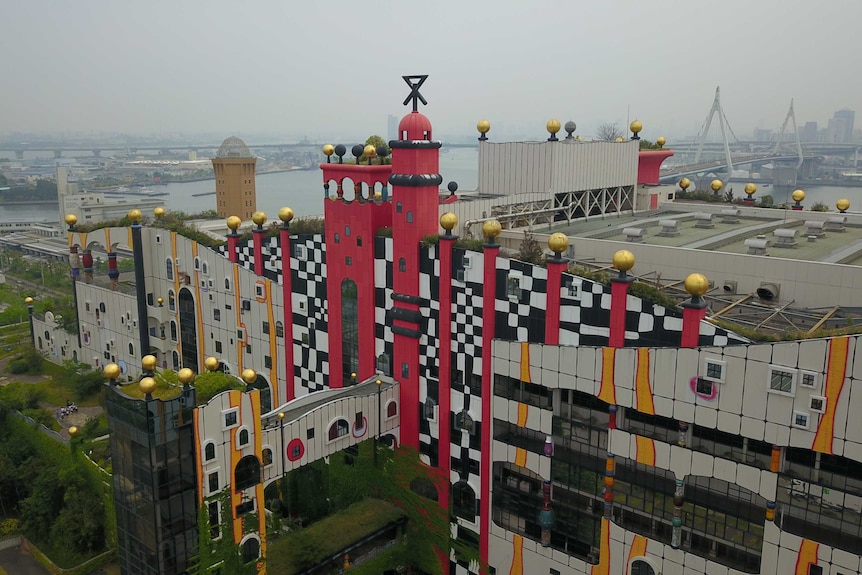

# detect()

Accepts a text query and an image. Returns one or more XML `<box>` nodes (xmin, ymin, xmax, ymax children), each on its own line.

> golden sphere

<box><xmin>226</xmin><ymin>215</ymin><xmax>242</xmax><ymax>231</ymax></box>
<box><xmin>792</xmin><ymin>189</ymin><xmax>805</xmax><ymax>202</ymax></box>
<box><xmin>679</xmin><ymin>178</ymin><xmax>691</xmax><ymax>190</ymax></box>
<box><xmin>24</xmin><ymin>297</ymin><xmax>33</xmax><ymax>305</ymax></box>
<box><xmin>154</xmin><ymin>207</ymin><xmax>166</xmax><ymax>219</ymax></box>
<box><xmin>630</xmin><ymin>120</ymin><xmax>643</xmax><ymax>134</ymax></box>
<box><xmin>68</xmin><ymin>426</ymin><xmax>79</xmax><ymax>437</ymax></box>
<box><xmin>322</xmin><ymin>144</ymin><xmax>335</xmax><ymax>156</ymax></box>
<box><xmin>156</xmin><ymin>297</ymin><xmax>164</xmax><ymax>305</ymax></box>
<box><xmin>744</xmin><ymin>183</ymin><xmax>757</xmax><ymax>196</ymax></box>
<box><xmin>546</xmin><ymin>119</ymin><xmax>561</xmax><ymax>135</ymax></box>
<box><xmin>141</xmin><ymin>354</ymin><xmax>158</xmax><ymax>372</ymax></box>
<box><xmin>374</xmin><ymin>190</ymin><xmax>382</xmax><ymax>199</ymax></box>
<box><xmin>376</xmin><ymin>379</ymin><xmax>382</xmax><ymax>386</ymax></box>
<box><xmin>710</xmin><ymin>179</ymin><xmax>723</xmax><ymax>192</ymax></box>
<box><xmin>278</xmin><ymin>412</ymin><xmax>285</xmax><ymax>420</ymax></box>
<box><xmin>612</xmin><ymin>249</ymin><xmax>635</xmax><ymax>272</ymax></box>
<box><xmin>440</xmin><ymin>212</ymin><xmax>458</xmax><ymax>231</ymax></box>
<box><xmin>364</xmin><ymin>144</ymin><xmax>376</xmax><ymax>158</ymax></box>
<box><xmin>139</xmin><ymin>376</ymin><xmax>157</xmax><ymax>395</ymax></box>
<box><xmin>177</xmin><ymin>367</ymin><xmax>195</xmax><ymax>385</ymax></box>
<box><xmin>837</xmin><ymin>198</ymin><xmax>851</xmax><ymax>211</ymax></box>
<box><xmin>615</xmin><ymin>136</ymin><xmax>625</xmax><ymax>143</ymax></box>
<box><xmin>204</xmin><ymin>356</ymin><xmax>220</xmax><ymax>371</ymax></box>
<box><xmin>252</xmin><ymin>211</ymin><xmax>267</xmax><ymax>226</ymax></box>
<box><xmin>64</xmin><ymin>214</ymin><xmax>78</xmax><ymax>226</ymax></box>
<box><xmin>278</xmin><ymin>207</ymin><xmax>295</xmax><ymax>223</ymax></box>
<box><xmin>241</xmin><ymin>368</ymin><xmax>257</xmax><ymax>385</ymax></box>
<box><xmin>477</xmin><ymin>120</ymin><xmax>491</xmax><ymax>134</ymax></box>
<box><xmin>684</xmin><ymin>273</ymin><xmax>710</xmax><ymax>297</ymax></box>
<box><xmin>103</xmin><ymin>363</ymin><xmax>121</xmax><ymax>380</ymax></box>
<box><xmin>127</xmin><ymin>209</ymin><xmax>143</xmax><ymax>223</ymax></box>
<box><xmin>482</xmin><ymin>219</ymin><xmax>502</xmax><ymax>239</ymax></box>
<box><xmin>548</xmin><ymin>232</ymin><xmax>569</xmax><ymax>254</ymax></box>
<box><xmin>656</xmin><ymin>136</ymin><xmax>666</xmax><ymax>148</ymax></box>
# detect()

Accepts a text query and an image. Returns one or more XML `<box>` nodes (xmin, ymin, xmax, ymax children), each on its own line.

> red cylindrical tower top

<box><xmin>398</xmin><ymin>111</ymin><xmax>433</xmax><ymax>141</ymax></box>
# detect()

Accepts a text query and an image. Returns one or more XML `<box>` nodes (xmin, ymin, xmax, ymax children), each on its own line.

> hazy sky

<box><xmin>5</xmin><ymin>1</ymin><xmax>861</xmax><ymax>141</ymax></box>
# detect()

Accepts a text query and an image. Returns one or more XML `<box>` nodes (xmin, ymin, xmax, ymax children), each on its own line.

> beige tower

<box><xmin>212</xmin><ymin>136</ymin><xmax>257</xmax><ymax>220</ymax></box>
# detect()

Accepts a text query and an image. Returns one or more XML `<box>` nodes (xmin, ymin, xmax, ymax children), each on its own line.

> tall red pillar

<box><xmin>279</xmin><ymin>211</ymin><xmax>296</xmax><ymax>402</ymax></box>
<box><xmin>681</xmin><ymin>273</ymin><xmax>709</xmax><ymax>348</ymax></box>
<box><xmin>251</xmin><ymin>212</ymin><xmax>266</xmax><ymax>277</ymax></box>
<box><xmin>226</xmin><ymin>216</ymin><xmax>241</xmax><ymax>264</ymax></box>
<box><xmin>608</xmin><ymin>250</ymin><xmax>635</xmax><ymax>348</ymax></box>
<box><xmin>544</xmin><ymin>233</ymin><xmax>570</xmax><ymax>345</ymax></box>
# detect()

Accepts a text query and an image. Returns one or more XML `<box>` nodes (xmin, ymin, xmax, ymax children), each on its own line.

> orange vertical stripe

<box><xmin>591</xmin><ymin>518</ymin><xmax>612</xmax><ymax>575</ymax></box>
<box><xmin>516</xmin><ymin>403</ymin><xmax>529</xmax><ymax>427</ymax></box>
<box><xmin>229</xmin><ymin>391</ymin><xmax>243</xmax><ymax>543</ymax></box>
<box><xmin>79</xmin><ymin>232</ymin><xmax>88</xmax><ymax>249</ymax></box>
<box><xmin>265</xmin><ymin>280</ymin><xmax>278</xmax><ymax>409</ymax></box>
<box><xmin>514</xmin><ymin>447</ymin><xmax>527</xmax><ymax>467</ymax></box>
<box><xmin>509</xmin><ymin>534</ymin><xmax>524</xmax><ymax>575</ymax></box>
<box><xmin>233</xmin><ymin>263</ymin><xmax>244</xmax><ymax>372</ymax></box>
<box><xmin>626</xmin><ymin>535</ymin><xmax>648</xmax><ymax>575</ymax></box>
<box><xmin>104</xmin><ymin>228</ymin><xmax>112</xmax><ymax>252</ymax></box>
<box><xmin>127</xmin><ymin>227</ymin><xmax>133</xmax><ymax>251</ymax></box>
<box><xmin>812</xmin><ymin>337</ymin><xmax>850</xmax><ymax>454</ymax></box>
<box><xmin>251</xmin><ymin>391</ymin><xmax>267</xmax><ymax>563</ymax></box>
<box><xmin>635</xmin><ymin>436</ymin><xmax>656</xmax><ymax>466</ymax></box>
<box><xmin>635</xmin><ymin>348</ymin><xmax>655</xmax><ymax>415</ymax></box>
<box><xmin>68</xmin><ymin>230</ymin><xmax>74</xmax><ymax>248</ymax></box>
<box><xmin>520</xmin><ymin>342</ymin><xmax>531</xmax><ymax>383</ymax></box>
<box><xmin>192</xmin><ymin>242</ymin><xmax>205</xmax><ymax>371</ymax></box>
<box><xmin>794</xmin><ymin>539</ymin><xmax>819</xmax><ymax>575</ymax></box>
<box><xmin>171</xmin><ymin>232</ymin><xmax>181</xmax><ymax>361</ymax></box>
<box><xmin>598</xmin><ymin>348</ymin><xmax>616</xmax><ymax>405</ymax></box>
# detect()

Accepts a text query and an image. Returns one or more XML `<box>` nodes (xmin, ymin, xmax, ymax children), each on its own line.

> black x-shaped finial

<box><xmin>402</xmin><ymin>75</ymin><xmax>428</xmax><ymax>112</ymax></box>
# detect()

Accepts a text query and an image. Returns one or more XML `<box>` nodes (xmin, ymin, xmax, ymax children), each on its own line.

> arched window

<box><xmin>201</xmin><ymin>261</ymin><xmax>209</xmax><ymax>275</ymax></box>
<box><xmin>406</xmin><ymin>211</ymin><xmax>413</xmax><ymax>223</ymax></box>
<box><xmin>328</xmin><ymin>419</ymin><xmax>349</xmax><ymax>441</ymax></box>
<box><xmin>170</xmin><ymin>321</ymin><xmax>177</xmax><ymax>341</ymax></box>
<box><xmin>166</xmin><ymin>258</ymin><xmax>174</xmax><ymax>280</ymax></box>
<box><xmin>238</xmin><ymin>428</ymin><xmax>249</xmax><ymax>447</ymax></box>
<box><xmin>168</xmin><ymin>290</ymin><xmax>176</xmax><ymax>312</ymax></box>
<box><xmin>386</xmin><ymin>400</ymin><xmax>398</xmax><ymax>418</ymax></box>
<box><xmin>224</xmin><ymin>278</ymin><xmax>231</xmax><ymax>291</ymax></box>
<box><xmin>345</xmin><ymin>225</ymin><xmax>351</xmax><ymax>237</ymax></box>
<box><xmin>204</xmin><ymin>442</ymin><xmax>216</xmax><ymax>461</ymax></box>
<box><xmin>456</xmin><ymin>410</ymin><xmax>475</xmax><ymax>434</ymax></box>
<box><xmin>377</xmin><ymin>353</ymin><xmax>391</xmax><ymax>376</ymax></box>
<box><xmin>262</xmin><ymin>448</ymin><xmax>273</xmax><ymax>466</ymax></box>
<box><xmin>128</xmin><ymin>342</ymin><xmax>134</xmax><ymax>355</ymax></box>
<box><xmin>194</xmin><ymin>257</ymin><xmax>200</xmax><ymax>270</ymax></box>
<box><xmin>452</xmin><ymin>481</ymin><xmax>476</xmax><ymax>521</ymax></box>
<box><xmin>410</xmin><ymin>477</ymin><xmax>439</xmax><ymax>501</ymax></box>
<box><xmin>241</xmin><ymin>537</ymin><xmax>260</xmax><ymax>563</ymax></box>
<box><xmin>398</xmin><ymin>258</ymin><xmax>406</xmax><ymax>272</ymax></box>
<box><xmin>630</xmin><ymin>559</ymin><xmax>656</xmax><ymax>575</ymax></box>
<box><xmin>234</xmin><ymin>455</ymin><xmax>261</xmax><ymax>491</ymax></box>
<box><xmin>275</xmin><ymin>321</ymin><xmax>284</xmax><ymax>338</ymax></box>
<box><xmin>172</xmin><ymin>351</ymin><xmax>179</xmax><ymax>369</ymax></box>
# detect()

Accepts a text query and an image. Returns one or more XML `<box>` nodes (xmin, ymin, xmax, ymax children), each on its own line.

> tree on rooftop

<box><xmin>595</xmin><ymin>123</ymin><xmax>624</xmax><ymax>141</ymax></box>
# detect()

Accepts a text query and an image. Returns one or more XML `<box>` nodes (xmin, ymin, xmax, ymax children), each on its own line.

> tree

<box><xmin>595</xmin><ymin>123</ymin><xmax>624</xmax><ymax>141</ymax></box>
<box><xmin>364</xmin><ymin>135</ymin><xmax>389</xmax><ymax>165</ymax></box>
<box><xmin>517</xmin><ymin>232</ymin><xmax>545</xmax><ymax>266</ymax></box>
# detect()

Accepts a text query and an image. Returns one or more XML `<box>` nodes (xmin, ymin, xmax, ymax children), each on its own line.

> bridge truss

<box><xmin>694</xmin><ymin>86</ymin><xmax>739</xmax><ymax>181</ymax></box>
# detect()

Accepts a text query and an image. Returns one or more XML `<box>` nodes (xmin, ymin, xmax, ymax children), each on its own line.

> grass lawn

<box><xmin>266</xmin><ymin>498</ymin><xmax>405</xmax><ymax>575</ymax></box>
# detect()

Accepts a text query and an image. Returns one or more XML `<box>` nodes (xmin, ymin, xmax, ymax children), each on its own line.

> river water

<box><xmin>2</xmin><ymin>147</ymin><xmax>859</xmax><ymax>222</ymax></box>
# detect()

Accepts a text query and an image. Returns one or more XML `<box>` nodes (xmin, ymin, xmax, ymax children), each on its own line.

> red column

<box><xmin>279</xmin><ymin>225</ymin><xmax>296</xmax><ymax>402</ymax></box>
<box><xmin>681</xmin><ymin>298</ymin><xmax>707</xmax><ymax>348</ymax></box>
<box><xmin>252</xmin><ymin>227</ymin><xmax>265</xmax><ymax>277</ymax></box>
<box><xmin>227</xmin><ymin>233</ymin><xmax>239</xmax><ymax>264</ymax></box>
<box><xmin>609</xmin><ymin>275</ymin><xmax>633</xmax><ymax>348</ymax></box>
<box><xmin>544</xmin><ymin>257</ymin><xmax>567</xmax><ymax>345</ymax></box>
<box><xmin>480</xmin><ymin>239</ymin><xmax>499</xmax><ymax>564</ymax></box>
<box><xmin>437</xmin><ymin>232</ymin><xmax>455</xmax><ymax>509</ymax></box>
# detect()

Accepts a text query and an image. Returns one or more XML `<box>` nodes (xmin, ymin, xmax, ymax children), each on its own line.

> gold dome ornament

<box><xmin>177</xmin><ymin>368</ymin><xmax>195</xmax><ymax>386</ymax></box>
<box><xmin>744</xmin><ymin>183</ymin><xmax>757</xmax><ymax>196</ymax></box>
<box><xmin>482</xmin><ymin>219</ymin><xmax>502</xmax><ymax>243</ymax></box>
<box><xmin>139</xmin><ymin>376</ymin><xmax>157</xmax><ymax>395</ymax></box>
<box><xmin>364</xmin><ymin>145</ymin><xmax>376</xmax><ymax>160</ymax></box>
<box><xmin>128</xmin><ymin>209</ymin><xmax>143</xmax><ymax>223</ymax></box>
<box><xmin>710</xmin><ymin>179</ymin><xmax>723</xmax><ymax>193</ymax></box>
<box><xmin>837</xmin><ymin>198</ymin><xmax>850</xmax><ymax>212</ymax></box>
<box><xmin>103</xmin><ymin>363</ymin><xmax>121</xmax><ymax>380</ymax></box>
<box><xmin>612</xmin><ymin>249</ymin><xmax>635</xmax><ymax>274</ymax></box>
<box><xmin>615</xmin><ymin>136</ymin><xmax>625</xmax><ymax>143</ymax></box>
<box><xmin>252</xmin><ymin>211</ymin><xmax>267</xmax><ymax>228</ymax></box>
<box><xmin>322</xmin><ymin>144</ymin><xmax>335</xmax><ymax>156</ymax></box>
<box><xmin>241</xmin><ymin>368</ymin><xmax>257</xmax><ymax>385</ymax></box>
<box><xmin>548</xmin><ymin>232</ymin><xmax>569</xmax><ymax>256</ymax></box>
<box><xmin>156</xmin><ymin>297</ymin><xmax>164</xmax><ymax>306</ymax></box>
<box><xmin>679</xmin><ymin>178</ymin><xmax>691</xmax><ymax>191</ymax></box>
<box><xmin>68</xmin><ymin>425</ymin><xmax>79</xmax><ymax>437</ymax></box>
<box><xmin>204</xmin><ymin>356</ymin><xmax>220</xmax><ymax>371</ymax></box>
<box><xmin>154</xmin><ymin>207</ymin><xmax>166</xmax><ymax>219</ymax></box>
<box><xmin>24</xmin><ymin>297</ymin><xmax>34</xmax><ymax>305</ymax></box>
<box><xmin>546</xmin><ymin>119</ymin><xmax>561</xmax><ymax>141</ymax></box>
<box><xmin>684</xmin><ymin>273</ymin><xmax>709</xmax><ymax>297</ymax></box>
<box><xmin>440</xmin><ymin>212</ymin><xmax>458</xmax><ymax>234</ymax></box>
<box><xmin>64</xmin><ymin>214</ymin><xmax>78</xmax><ymax>227</ymax></box>
<box><xmin>629</xmin><ymin>120</ymin><xmax>643</xmax><ymax>135</ymax></box>
<box><xmin>278</xmin><ymin>207</ymin><xmax>294</xmax><ymax>223</ymax></box>
<box><xmin>656</xmin><ymin>136</ymin><xmax>666</xmax><ymax>148</ymax></box>
<box><xmin>226</xmin><ymin>215</ymin><xmax>242</xmax><ymax>231</ymax></box>
<box><xmin>477</xmin><ymin>120</ymin><xmax>491</xmax><ymax>135</ymax></box>
<box><xmin>141</xmin><ymin>354</ymin><xmax>158</xmax><ymax>372</ymax></box>
<box><xmin>792</xmin><ymin>189</ymin><xmax>805</xmax><ymax>203</ymax></box>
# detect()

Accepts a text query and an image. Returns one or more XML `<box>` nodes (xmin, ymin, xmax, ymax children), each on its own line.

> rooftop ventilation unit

<box><xmin>757</xmin><ymin>282</ymin><xmax>780</xmax><ymax>301</ymax></box>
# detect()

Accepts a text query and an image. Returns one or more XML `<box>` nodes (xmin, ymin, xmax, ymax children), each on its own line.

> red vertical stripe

<box><xmin>227</xmin><ymin>235</ymin><xmax>239</xmax><ymax>263</ymax></box>
<box><xmin>544</xmin><ymin>261</ymin><xmax>566</xmax><ymax>345</ymax></box>
<box><xmin>609</xmin><ymin>280</ymin><xmax>630</xmax><ymax>348</ymax></box>
<box><xmin>252</xmin><ymin>229</ymin><xmax>264</xmax><ymax>277</ymax></box>
<box><xmin>280</xmin><ymin>227</ymin><xmax>295</xmax><ymax>402</ymax></box>
<box><xmin>681</xmin><ymin>306</ymin><xmax>706</xmax><ymax>348</ymax></box>
<box><xmin>480</xmin><ymin>244</ymin><xmax>499</xmax><ymax>564</ymax></box>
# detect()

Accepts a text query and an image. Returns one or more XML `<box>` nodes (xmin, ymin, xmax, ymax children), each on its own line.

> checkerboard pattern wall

<box><xmin>291</xmin><ymin>234</ymin><xmax>329</xmax><ymax>392</ymax></box>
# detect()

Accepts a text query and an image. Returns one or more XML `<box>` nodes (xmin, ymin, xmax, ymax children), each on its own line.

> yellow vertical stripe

<box><xmin>229</xmin><ymin>391</ymin><xmax>242</xmax><ymax>543</ymax></box>
<box><xmin>635</xmin><ymin>436</ymin><xmax>656</xmax><ymax>466</ymax></box>
<box><xmin>635</xmin><ymin>348</ymin><xmax>655</xmax><ymax>415</ymax></box>
<box><xmin>251</xmin><ymin>391</ymin><xmax>267</xmax><ymax>562</ymax></box>
<box><xmin>514</xmin><ymin>448</ymin><xmax>527</xmax><ymax>467</ymax></box>
<box><xmin>171</xmin><ymin>232</ymin><xmax>181</xmax><ymax>360</ymax></box>
<box><xmin>103</xmin><ymin>228</ymin><xmax>112</xmax><ymax>252</ymax></box>
<box><xmin>598</xmin><ymin>348</ymin><xmax>616</xmax><ymax>405</ymax></box>
<box><xmin>520</xmin><ymin>342</ymin><xmax>531</xmax><ymax>383</ymax></box>
<box><xmin>192</xmin><ymin>242</ymin><xmax>205</xmax><ymax>371</ymax></box>
<box><xmin>127</xmin><ymin>227</ymin><xmax>133</xmax><ymax>251</ymax></box>
<box><xmin>265</xmin><ymin>280</ymin><xmax>278</xmax><ymax>408</ymax></box>
<box><xmin>591</xmin><ymin>518</ymin><xmax>611</xmax><ymax>575</ymax></box>
<box><xmin>67</xmin><ymin>230</ymin><xmax>73</xmax><ymax>248</ymax></box>
<box><xmin>812</xmin><ymin>337</ymin><xmax>850</xmax><ymax>454</ymax></box>
<box><xmin>626</xmin><ymin>535</ymin><xmax>647</xmax><ymax>575</ymax></box>
<box><xmin>794</xmin><ymin>539</ymin><xmax>819</xmax><ymax>575</ymax></box>
<box><xmin>508</xmin><ymin>534</ymin><xmax>524</xmax><ymax>575</ymax></box>
<box><xmin>79</xmin><ymin>232</ymin><xmax>88</xmax><ymax>249</ymax></box>
<box><xmin>516</xmin><ymin>403</ymin><xmax>529</xmax><ymax>427</ymax></box>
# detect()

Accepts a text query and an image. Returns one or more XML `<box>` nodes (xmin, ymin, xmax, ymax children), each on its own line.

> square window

<box><xmin>809</xmin><ymin>565</ymin><xmax>823</xmax><ymax>575</ymax></box>
<box><xmin>695</xmin><ymin>378</ymin><xmax>714</xmax><ymax>396</ymax></box>
<box><xmin>768</xmin><ymin>366</ymin><xmax>796</xmax><ymax>396</ymax></box>
<box><xmin>800</xmin><ymin>371</ymin><xmax>818</xmax><ymax>388</ymax></box>
<box><xmin>567</xmin><ymin>281</ymin><xmax>580</xmax><ymax>298</ymax></box>
<box><xmin>792</xmin><ymin>411</ymin><xmax>810</xmax><ymax>429</ymax></box>
<box><xmin>255</xmin><ymin>284</ymin><xmax>264</xmax><ymax>298</ymax></box>
<box><xmin>703</xmin><ymin>358</ymin><xmax>725</xmax><ymax>382</ymax></box>
<box><xmin>223</xmin><ymin>409</ymin><xmax>238</xmax><ymax>429</ymax></box>
<box><xmin>809</xmin><ymin>395</ymin><xmax>826</xmax><ymax>413</ymax></box>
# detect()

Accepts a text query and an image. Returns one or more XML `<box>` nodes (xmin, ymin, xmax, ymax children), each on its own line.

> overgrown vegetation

<box><xmin>516</xmin><ymin>232</ymin><xmax>545</xmax><ymax>266</ymax></box>
<box><xmin>255</xmin><ymin>217</ymin><xmax>326</xmax><ymax>241</ymax></box>
<box><xmin>76</xmin><ymin>210</ymin><xmax>226</xmax><ymax>248</ymax></box>
<box><xmin>6</xmin><ymin>345</ymin><xmax>44</xmax><ymax>374</ymax></box>
<box><xmin>569</xmin><ymin>266</ymin><xmax>680</xmax><ymax>312</ymax></box>
<box><xmin>117</xmin><ymin>368</ymin><xmax>245</xmax><ymax>405</ymax></box>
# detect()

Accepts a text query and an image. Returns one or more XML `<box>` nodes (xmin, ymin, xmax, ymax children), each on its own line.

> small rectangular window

<box><xmin>246</xmin><ymin>344</ymin><xmax>252</xmax><ymax>354</ymax></box>
<box><xmin>264</xmin><ymin>355</ymin><xmax>272</xmax><ymax>368</ymax></box>
<box><xmin>768</xmin><ymin>365</ymin><xmax>796</xmax><ymax>395</ymax></box>
<box><xmin>208</xmin><ymin>472</ymin><xmax>219</xmax><ymax>493</ymax></box>
<box><xmin>213</xmin><ymin>309</ymin><xmax>221</xmax><ymax>321</ymax></box>
<box><xmin>703</xmin><ymin>358</ymin><xmax>725</xmax><ymax>382</ymax></box>
<box><xmin>223</xmin><ymin>409</ymin><xmax>238</xmax><ymax>429</ymax></box>
<box><xmin>346</xmin><ymin>256</ymin><xmax>352</xmax><ymax>266</ymax></box>
<box><xmin>402</xmin><ymin>362</ymin><xmax>409</xmax><ymax>378</ymax></box>
<box><xmin>800</xmin><ymin>371</ymin><xmax>818</xmax><ymax>388</ymax></box>
<box><xmin>262</xmin><ymin>321</ymin><xmax>270</xmax><ymax>334</ymax></box>
<box><xmin>307</xmin><ymin>428</ymin><xmax>315</xmax><ymax>440</ymax></box>
<box><xmin>808</xmin><ymin>566</ymin><xmax>823</xmax><ymax>575</ymax></box>
<box><xmin>793</xmin><ymin>411</ymin><xmax>810</xmax><ymax>429</ymax></box>
<box><xmin>215</xmin><ymin>341</ymin><xmax>222</xmax><ymax>353</ymax></box>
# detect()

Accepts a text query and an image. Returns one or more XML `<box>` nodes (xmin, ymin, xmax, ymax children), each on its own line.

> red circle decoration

<box><xmin>286</xmin><ymin>438</ymin><xmax>304</xmax><ymax>462</ymax></box>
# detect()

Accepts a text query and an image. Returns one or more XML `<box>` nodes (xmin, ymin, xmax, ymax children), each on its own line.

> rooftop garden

<box><xmin>76</xmin><ymin>209</ymin><xmax>226</xmax><ymax>248</ymax></box>
<box><xmin>117</xmin><ymin>369</ymin><xmax>245</xmax><ymax>404</ymax></box>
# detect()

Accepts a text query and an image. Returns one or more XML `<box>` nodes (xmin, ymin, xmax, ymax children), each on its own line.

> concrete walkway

<box><xmin>0</xmin><ymin>546</ymin><xmax>51</xmax><ymax>575</ymax></box>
